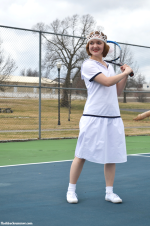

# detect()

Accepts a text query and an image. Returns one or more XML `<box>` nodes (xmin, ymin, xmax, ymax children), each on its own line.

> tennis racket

<box><xmin>105</xmin><ymin>41</ymin><xmax>134</xmax><ymax>77</ymax></box>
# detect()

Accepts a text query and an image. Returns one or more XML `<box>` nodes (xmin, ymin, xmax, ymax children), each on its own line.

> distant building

<box><xmin>143</xmin><ymin>84</ymin><xmax>150</xmax><ymax>90</ymax></box>
<box><xmin>0</xmin><ymin>75</ymin><xmax>62</xmax><ymax>98</ymax></box>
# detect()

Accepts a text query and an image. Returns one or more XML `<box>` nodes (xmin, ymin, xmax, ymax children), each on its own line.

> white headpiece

<box><xmin>86</xmin><ymin>26</ymin><xmax>107</xmax><ymax>44</ymax></box>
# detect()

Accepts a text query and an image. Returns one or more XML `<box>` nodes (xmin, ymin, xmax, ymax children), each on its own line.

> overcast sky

<box><xmin>0</xmin><ymin>0</ymin><xmax>150</xmax><ymax>82</ymax></box>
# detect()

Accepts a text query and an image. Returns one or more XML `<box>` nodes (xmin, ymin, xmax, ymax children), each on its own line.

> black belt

<box><xmin>83</xmin><ymin>114</ymin><xmax>121</xmax><ymax>118</ymax></box>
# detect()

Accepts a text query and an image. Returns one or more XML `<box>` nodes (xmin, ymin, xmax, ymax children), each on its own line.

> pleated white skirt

<box><xmin>75</xmin><ymin>116</ymin><xmax>127</xmax><ymax>164</ymax></box>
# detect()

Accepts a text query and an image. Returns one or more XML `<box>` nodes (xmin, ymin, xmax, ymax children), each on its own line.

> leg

<box><xmin>104</xmin><ymin>163</ymin><xmax>122</xmax><ymax>203</ymax></box>
<box><xmin>70</xmin><ymin>156</ymin><xmax>85</xmax><ymax>184</ymax></box>
<box><xmin>104</xmin><ymin>163</ymin><xmax>115</xmax><ymax>186</ymax></box>
<box><xmin>67</xmin><ymin>157</ymin><xmax>85</xmax><ymax>203</ymax></box>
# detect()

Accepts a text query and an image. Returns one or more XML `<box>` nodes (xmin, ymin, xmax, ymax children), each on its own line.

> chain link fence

<box><xmin>0</xmin><ymin>25</ymin><xmax>150</xmax><ymax>141</ymax></box>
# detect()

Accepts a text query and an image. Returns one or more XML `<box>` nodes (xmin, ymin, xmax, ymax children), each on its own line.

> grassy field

<box><xmin>0</xmin><ymin>98</ymin><xmax>150</xmax><ymax>140</ymax></box>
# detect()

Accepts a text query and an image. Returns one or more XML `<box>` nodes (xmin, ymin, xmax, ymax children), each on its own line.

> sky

<box><xmin>0</xmin><ymin>0</ymin><xmax>150</xmax><ymax>82</ymax></box>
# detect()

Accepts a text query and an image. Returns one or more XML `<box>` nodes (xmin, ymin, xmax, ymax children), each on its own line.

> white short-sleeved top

<box><xmin>81</xmin><ymin>59</ymin><xmax>120</xmax><ymax>117</ymax></box>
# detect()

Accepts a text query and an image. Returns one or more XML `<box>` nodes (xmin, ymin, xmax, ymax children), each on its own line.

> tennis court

<box><xmin>0</xmin><ymin>136</ymin><xmax>150</xmax><ymax>226</ymax></box>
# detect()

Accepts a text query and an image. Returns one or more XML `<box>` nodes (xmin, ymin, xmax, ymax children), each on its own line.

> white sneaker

<box><xmin>105</xmin><ymin>193</ymin><xmax>122</xmax><ymax>203</ymax></box>
<box><xmin>66</xmin><ymin>192</ymin><xmax>78</xmax><ymax>204</ymax></box>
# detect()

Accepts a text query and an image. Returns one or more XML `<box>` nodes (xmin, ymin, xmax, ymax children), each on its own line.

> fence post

<box><xmin>114</xmin><ymin>43</ymin><xmax>116</xmax><ymax>72</ymax></box>
<box><xmin>123</xmin><ymin>89</ymin><xmax>127</xmax><ymax>103</ymax></box>
<box><xmin>57</xmin><ymin>62</ymin><xmax>61</xmax><ymax>125</ymax></box>
<box><xmin>58</xmin><ymin>67</ymin><xmax>61</xmax><ymax>125</ymax></box>
<box><xmin>39</xmin><ymin>31</ymin><xmax>42</xmax><ymax>139</ymax></box>
<box><xmin>123</xmin><ymin>92</ymin><xmax>127</xmax><ymax>103</ymax></box>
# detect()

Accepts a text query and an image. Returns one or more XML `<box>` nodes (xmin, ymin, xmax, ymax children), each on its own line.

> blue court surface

<box><xmin>0</xmin><ymin>154</ymin><xmax>150</xmax><ymax>226</ymax></box>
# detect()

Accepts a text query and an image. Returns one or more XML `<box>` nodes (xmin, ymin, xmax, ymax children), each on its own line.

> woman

<box><xmin>66</xmin><ymin>27</ymin><xmax>133</xmax><ymax>204</ymax></box>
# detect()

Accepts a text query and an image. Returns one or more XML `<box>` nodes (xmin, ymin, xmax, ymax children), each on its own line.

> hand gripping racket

<box><xmin>105</xmin><ymin>41</ymin><xmax>134</xmax><ymax>77</ymax></box>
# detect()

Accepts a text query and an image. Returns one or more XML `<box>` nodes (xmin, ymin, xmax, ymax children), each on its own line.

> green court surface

<box><xmin>0</xmin><ymin>136</ymin><xmax>150</xmax><ymax>166</ymax></box>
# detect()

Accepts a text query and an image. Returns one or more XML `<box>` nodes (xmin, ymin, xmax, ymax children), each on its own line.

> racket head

<box><xmin>105</xmin><ymin>41</ymin><xmax>134</xmax><ymax>77</ymax></box>
<box><xmin>104</xmin><ymin>40</ymin><xmax>122</xmax><ymax>64</ymax></box>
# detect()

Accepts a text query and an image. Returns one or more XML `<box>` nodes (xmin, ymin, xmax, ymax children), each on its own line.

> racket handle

<box><xmin>129</xmin><ymin>72</ymin><xmax>134</xmax><ymax>77</ymax></box>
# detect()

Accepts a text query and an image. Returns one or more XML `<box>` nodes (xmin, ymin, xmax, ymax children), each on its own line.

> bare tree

<box><xmin>20</xmin><ymin>68</ymin><xmax>39</xmax><ymax>77</ymax></box>
<box><xmin>33</xmin><ymin>14</ymin><xmax>95</xmax><ymax>107</ymax></box>
<box><xmin>134</xmin><ymin>74</ymin><xmax>146</xmax><ymax>102</ymax></box>
<box><xmin>114</xmin><ymin>44</ymin><xmax>145</xmax><ymax>103</ymax></box>
<box><xmin>120</xmin><ymin>45</ymin><xmax>146</xmax><ymax>90</ymax></box>
<box><xmin>135</xmin><ymin>74</ymin><xmax>146</xmax><ymax>88</ymax></box>
<box><xmin>0</xmin><ymin>38</ymin><xmax>17</xmax><ymax>91</ymax></box>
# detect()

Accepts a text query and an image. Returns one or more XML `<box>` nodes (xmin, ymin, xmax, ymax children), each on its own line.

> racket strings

<box><xmin>104</xmin><ymin>43</ymin><xmax>121</xmax><ymax>62</ymax></box>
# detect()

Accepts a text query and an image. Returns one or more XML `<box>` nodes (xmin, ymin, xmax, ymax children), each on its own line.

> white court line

<box><xmin>128</xmin><ymin>152</ymin><xmax>150</xmax><ymax>156</ymax></box>
<box><xmin>129</xmin><ymin>154</ymin><xmax>150</xmax><ymax>157</ymax></box>
<box><xmin>0</xmin><ymin>159</ymin><xmax>73</xmax><ymax>168</ymax></box>
<box><xmin>0</xmin><ymin>153</ymin><xmax>150</xmax><ymax>168</ymax></box>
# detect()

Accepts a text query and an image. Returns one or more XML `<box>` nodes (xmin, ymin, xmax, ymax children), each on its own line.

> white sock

<box><xmin>106</xmin><ymin>186</ymin><xmax>113</xmax><ymax>194</ymax></box>
<box><xmin>68</xmin><ymin>183</ymin><xmax>76</xmax><ymax>193</ymax></box>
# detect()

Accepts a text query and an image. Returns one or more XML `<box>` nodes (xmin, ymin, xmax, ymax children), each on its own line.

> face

<box><xmin>89</xmin><ymin>39</ymin><xmax>105</xmax><ymax>57</ymax></box>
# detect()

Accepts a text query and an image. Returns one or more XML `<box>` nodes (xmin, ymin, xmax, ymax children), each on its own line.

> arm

<box><xmin>116</xmin><ymin>64</ymin><xmax>133</xmax><ymax>96</ymax></box>
<box><xmin>93</xmin><ymin>65</ymin><xmax>132</xmax><ymax>87</ymax></box>
<box><xmin>116</xmin><ymin>75</ymin><xmax>128</xmax><ymax>96</ymax></box>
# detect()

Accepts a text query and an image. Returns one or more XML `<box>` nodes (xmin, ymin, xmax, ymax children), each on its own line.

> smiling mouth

<box><xmin>93</xmin><ymin>49</ymin><xmax>99</xmax><ymax>52</ymax></box>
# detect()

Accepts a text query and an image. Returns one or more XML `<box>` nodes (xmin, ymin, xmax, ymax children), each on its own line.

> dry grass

<box><xmin>0</xmin><ymin>131</ymin><xmax>79</xmax><ymax>141</ymax></box>
<box><xmin>125</xmin><ymin>128</ymin><xmax>150</xmax><ymax>136</ymax></box>
<box><xmin>0</xmin><ymin>98</ymin><xmax>150</xmax><ymax>140</ymax></box>
<box><xmin>119</xmin><ymin>102</ymin><xmax>150</xmax><ymax>109</ymax></box>
<box><xmin>121</xmin><ymin>111</ymin><xmax>150</xmax><ymax>127</ymax></box>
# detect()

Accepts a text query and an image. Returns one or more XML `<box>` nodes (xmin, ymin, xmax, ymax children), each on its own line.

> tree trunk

<box><xmin>61</xmin><ymin>70</ymin><xmax>71</xmax><ymax>107</ymax></box>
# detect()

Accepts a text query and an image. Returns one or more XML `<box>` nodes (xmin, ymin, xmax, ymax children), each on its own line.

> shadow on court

<box><xmin>0</xmin><ymin>155</ymin><xmax>150</xmax><ymax>226</ymax></box>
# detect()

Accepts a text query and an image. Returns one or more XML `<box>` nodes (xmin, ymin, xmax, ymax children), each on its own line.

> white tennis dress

<box><xmin>75</xmin><ymin>59</ymin><xmax>127</xmax><ymax>164</ymax></box>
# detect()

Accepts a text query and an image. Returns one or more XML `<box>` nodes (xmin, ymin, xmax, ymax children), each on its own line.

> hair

<box><xmin>86</xmin><ymin>31</ymin><xmax>110</xmax><ymax>57</ymax></box>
